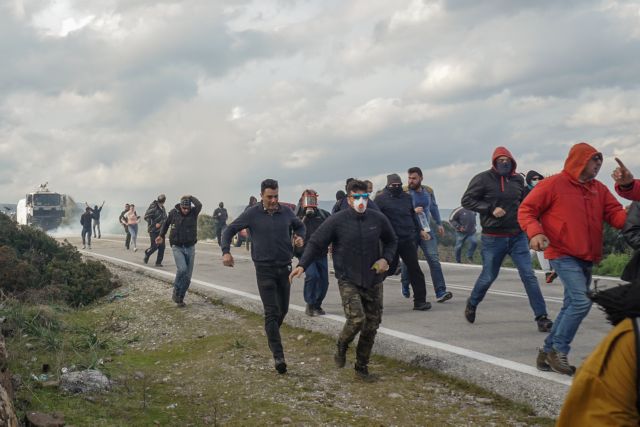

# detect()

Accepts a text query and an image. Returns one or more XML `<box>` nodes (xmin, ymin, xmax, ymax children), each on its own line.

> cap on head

<box><xmin>386</xmin><ymin>173</ymin><xmax>402</xmax><ymax>186</ymax></box>
<box><xmin>180</xmin><ymin>196</ymin><xmax>191</xmax><ymax>208</ymax></box>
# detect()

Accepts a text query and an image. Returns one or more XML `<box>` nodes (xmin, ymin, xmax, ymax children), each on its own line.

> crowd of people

<box><xmin>81</xmin><ymin>142</ymin><xmax>640</xmax><ymax>422</ymax></box>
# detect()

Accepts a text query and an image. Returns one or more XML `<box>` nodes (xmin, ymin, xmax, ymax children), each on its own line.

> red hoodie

<box><xmin>518</xmin><ymin>143</ymin><xmax>627</xmax><ymax>263</ymax></box>
<box><xmin>616</xmin><ymin>180</ymin><xmax>640</xmax><ymax>201</ymax></box>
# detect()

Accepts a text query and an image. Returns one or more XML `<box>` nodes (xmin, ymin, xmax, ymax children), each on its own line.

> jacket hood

<box><xmin>563</xmin><ymin>142</ymin><xmax>600</xmax><ymax>181</ymax></box>
<box><xmin>491</xmin><ymin>146</ymin><xmax>517</xmax><ymax>175</ymax></box>
<box><xmin>525</xmin><ymin>170</ymin><xmax>544</xmax><ymax>186</ymax></box>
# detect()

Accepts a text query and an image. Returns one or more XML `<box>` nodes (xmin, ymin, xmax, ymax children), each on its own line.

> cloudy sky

<box><xmin>2</xmin><ymin>0</ymin><xmax>640</xmax><ymax>215</ymax></box>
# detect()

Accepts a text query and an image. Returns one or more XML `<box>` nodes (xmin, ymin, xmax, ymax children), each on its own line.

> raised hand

<box><xmin>612</xmin><ymin>157</ymin><xmax>634</xmax><ymax>186</ymax></box>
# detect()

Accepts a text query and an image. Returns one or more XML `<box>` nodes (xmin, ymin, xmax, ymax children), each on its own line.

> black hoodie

<box><xmin>160</xmin><ymin>197</ymin><xmax>202</xmax><ymax>247</ymax></box>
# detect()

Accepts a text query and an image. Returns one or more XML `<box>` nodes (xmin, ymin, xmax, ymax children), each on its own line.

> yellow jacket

<box><xmin>557</xmin><ymin>318</ymin><xmax>638</xmax><ymax>426</ymax></box>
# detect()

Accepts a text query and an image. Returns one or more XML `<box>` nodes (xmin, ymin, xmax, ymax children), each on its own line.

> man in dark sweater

<box><xmin>375</xmin><ymin>173</ymin><xmax>431</xmax><ymax>311</ymax></box>
<box><xmin>157</xmin><ymin>195</ymin><xmax>202</xmax><ymax>307</ymax></box>
<box><xmin>144</xmin><ymin>194</ymin><xmax>167</xmax><ymax>267</ymax></box>
<box><xmin>294</xmin><ymin>189</ymin><xmax>331</xmax><ymax>316</ymax></box>
<box><xmin>221</xmin><ymin>179</ymin><xmax>306</xmax><ymax>374</ymax></box>
<box><xmin>449</xmin><ymin>206</ymin><xmax>478</xmax><ymax>263</ymax></box>
<box><xmin>80</xmin><ymin>207</ymin><xmax>93</xmax><ymax>249</ymax></box>
<box><xmin>291</xmin><ymin>180</ymin><xmax>397</xmax><ymax>379</ymax></box>
<box><xmin>461</xmin><ymin>147</ymin><xmax>552</xmax><ymax>332</ymax></box>
<box><xmin>213</xmin><ymin>202</ymin><xmax>228</xmax><ymax>246</ymax></box>
<box><xmin>119</xmin><ymin>203</ymin><xmax>131</xmax><ymax>250</ymax></box>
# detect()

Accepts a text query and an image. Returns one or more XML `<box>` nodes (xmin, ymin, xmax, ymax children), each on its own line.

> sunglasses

<box><xmin>350</xmin><ymin>193</ymin><xmax>369</xmax><ymax>200</ymax></box>
<box><xmin>591</xmin><ymin>153</ymin><xmax>603</xmax><ymax>162</ymax></box>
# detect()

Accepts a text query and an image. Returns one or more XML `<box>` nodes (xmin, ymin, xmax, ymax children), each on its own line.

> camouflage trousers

<box><xmin>337</xmin><ymin>280</ymin><xmax>383</xmax><ymax>366</ymax></box>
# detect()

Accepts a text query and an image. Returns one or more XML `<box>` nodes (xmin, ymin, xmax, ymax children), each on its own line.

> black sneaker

<box><xmin>274</xmin><ymin>357</ymin><xmax>287</xmax><ymax>374</ymax></box>
<box><xmin>354</xmin><ymin>363</ymin><xmax>377</xmax><ymax>382</ymax></box>
<box><xmin>143</xmin><ymin>253</ymin><xmax>150</xmax><ymax>264</ymax></box>
<box><xmin>305</xmin><ymin>304</ymin><xmax>315</xmax><ymax>316</ymax></box>
<box><xmin>546</xmin><ymin>350</ymin><xmax>575</xmax><ymax>376</ymax></box>
<box><xmin>172</xmin><ymin>288</ymin><xmax>179</xmax><ymax>303</ymax></box>
<box><xmin>313</xmin><ymin>306</ymin><xmax>326</xmax><ymax>315</ymax></box>
<box><xmin>536</xmin><ymin>348</ymin><xmax>551</xmax><ymax>371</ymax></box>
<box><xmin>413</xmin><ymin>301</ymin><xmax>432</xmax><ymax>311</ymax></box>
<box><xmin>464</xmin><ymin>299</ymin><xmax>476</xmax><ymax>323</ymax></box>
<box><xmin>155</xmin><ymin>264</ymin><xmax>163</xmax><ymax>268</ymax></box>
<box><xmin>536</xmin><ymin>315</ymin><xmax>553</xmax><ymax>333</ymax></box>
<box><xmin>334</xmin><ymin>342</ymin><xmax>348</xmax><ymax>368</ymax></box>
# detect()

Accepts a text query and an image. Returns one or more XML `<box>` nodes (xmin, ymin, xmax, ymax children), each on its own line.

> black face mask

<box><xmin>496</xmin><ymin>161</ymin><xmax>512</xmax><ymax>176</ymax></box>
<box><xmin>389</xmin><ymin>186</ymin><xmax>403</xmax><ymax>196</ymax></box>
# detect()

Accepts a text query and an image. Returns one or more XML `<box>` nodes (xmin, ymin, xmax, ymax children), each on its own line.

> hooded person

<box><xmin>374</xmin><ymin>173</ymin><xmax>432</xmax><ymax>311</ymax></box>
<box><xmin>556</xmin><ymin>281</ymin><xmax>640</xmax><ymax>425</ymax></box>
<box><xmin>519</xmin><ymin>142</ymin><xmax>627</xmax><ymax>375</ymax></box>
<box><xmin>294</xmin><ymin>189</ymin><xmax>331</xmax><ymax>316</ymax></box>
<box><xmin>523</xmin><ymin>170</ymin><xmax>544</xmax><ymax>199</ymax></box>
<box><xmin>461</xmin><ymin>147</ymin><xmax>553</xmax><ymax>333</ymax></box>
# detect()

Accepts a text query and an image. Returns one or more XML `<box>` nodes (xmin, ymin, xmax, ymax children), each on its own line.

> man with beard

<box><xmin>519</xmin><ymin>143</ymin><xmax>626</xmax><ymax>375</ymax></box>
<box><xmin>375</xmin><ymin>173</ymin><xmax>432</xmax><ymax>311</ymax></box>
<box><xmin>401</xmin><ymin>167</ymin><xmax>453</xmax><ymax>303</ymax></box>
<box><xmin>222</xmin><ymin>179</ymin><xmax>306</xmax><ymax>374</ymax></box>
<box><xmin>144</xmin><ymin>194</ymin><xmax>167</xmax><ymax>267</ymax></box>
<box><xmin>290</xmin><ymin>180</ymin><xmax>397</xmax><ymax>380</ymax></box>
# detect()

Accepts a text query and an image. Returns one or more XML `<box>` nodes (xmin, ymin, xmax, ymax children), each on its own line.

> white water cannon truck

<box><xmin>16</xmin><ymin>183</ymin><xmax>67</xmax><ymax>231</ymax></box>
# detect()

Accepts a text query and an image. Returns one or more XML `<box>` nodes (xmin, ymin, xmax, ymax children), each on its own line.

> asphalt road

<box><xmin>61</xmin><ymin>233</ymin><xmax>624</xmax><ymax>416</ymax></box>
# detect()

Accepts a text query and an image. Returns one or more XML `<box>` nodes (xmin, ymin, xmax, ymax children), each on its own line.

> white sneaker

<box><xmin>133</xmin><ymin>247</ymin><xmax>138</xmax><ymax>252</ymax></box>
<box><xmin>82</xmin><ymin>245</ymin><xmax>86</xmax><ymax>249</ymax></box>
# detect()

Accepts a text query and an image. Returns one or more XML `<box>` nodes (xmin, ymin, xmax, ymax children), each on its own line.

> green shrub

<box><xmin>198</xmin><ymin>214</ymin><xmax>215</xmax><ymax>240</ymax></box>
<box><xmin>0</xmin><ymin>214</ymin><xmax>118</xmax><ymax>307</ymax></box>
<box><xmin>593</xmin><ymin>253</ymin><xmax>630</xmax><ymax>277</ymax></box>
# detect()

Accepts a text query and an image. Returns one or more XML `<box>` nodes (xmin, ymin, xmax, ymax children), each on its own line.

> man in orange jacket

<box><xmin>518</xmin><ymin>142</ymin><xmax>627</xmax><ymax>375</ymax></box>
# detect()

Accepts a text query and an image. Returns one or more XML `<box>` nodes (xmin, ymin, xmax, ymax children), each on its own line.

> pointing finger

<box><xmin>615</xmin><ymin>157</ymin><xmax>628</xmax><ymax>170</ymax></box>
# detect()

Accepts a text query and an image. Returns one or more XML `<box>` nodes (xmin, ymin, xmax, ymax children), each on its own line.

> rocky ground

<box><xmin>3</xmin><ymin>263</ymin><xmax>554</xmax><ymax>426</ymax></box>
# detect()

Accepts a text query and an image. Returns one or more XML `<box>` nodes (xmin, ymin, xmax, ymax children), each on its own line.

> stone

<box><xmin>388</xmin><ymin>393</ymin><xmax>403</xmax><ymax>399</ymax></box>
<box><xmin>0</xmin><ymin>383</ymin><xmax>18</xmax><ymax>427</ymax></box>
<box><xmin>60</xmin><ymin>369</ymin><xmax>110</xmax><ymax>394</ymax></box>
<box><xmin>281</xmin><ymin>417</ymin><xmax>292</xmax><ymax>424</ymax></box>
<box><xmin>24</xmin><ymin>411</ymin><xmax>64</xmax><ymax>427</ymax></box>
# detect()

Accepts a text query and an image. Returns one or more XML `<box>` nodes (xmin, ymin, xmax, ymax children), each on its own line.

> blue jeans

<box><xmin>454</xmin><ymin>232</ymin><xmax>477</xmax><ymax>263</ymax></box>
<box><xmin>401</xmin><ymin>233</ymin><xmax>448</xmax><ymax>298</ymax></box>
<box><xmin>303</xmin><ymin>257</ymin><xmax>329</xmax><ymax>308</ymax></box>
<box><xmin>543</xmin><ymin>256</ymin><xmax>593</xmax><ymax>354</ymax></box>
<box><xmin>172</xmin><ymin>245</ymin><xmax>196</xmax><ymax>302</ymax></box>
<box><xmin>468</xmin><ymin>232</ymin><xmax>547</xmax><ymax>318</ymax></box>
<box><xmin>128</xmin><ymin>224</ymin><xmax>138</xmax><ymax>249</ymax></box>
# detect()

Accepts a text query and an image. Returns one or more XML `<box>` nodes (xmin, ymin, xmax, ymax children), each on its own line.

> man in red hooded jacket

<box><xmin>518</xmin><ymin>142</ymin><xmax>627</xmax><ymax>375</ymax></box>
<box><xmin>461</xmin><ymin>147</ymin><xmax>553</xmax><ymax>332</ymax></box>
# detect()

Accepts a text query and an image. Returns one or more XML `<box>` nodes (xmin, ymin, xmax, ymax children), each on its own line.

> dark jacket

<box><xmin>159</xmin><ymin>197</ymin><xmax>202</xmax><ymax>247</ymax></box>
<box><xmin>298</xmin><ymin>208</ymin><xmax>397</xmax><ymax>288</ymax></box>
<box><xmin>332</xmin><ymin>197</ymin><xmax>380</xmax><ymax>214</ymax></box>
<box><xmin>622</xmin><ymin>202</ymin><xmax>640</xmax><ymax>281</ymax></box>
<box><xmin>213</xmin><ymin>207</ymin><xmax>228</xmax><ymax>224</ymax></box>
<box><xmin>449</xmin><ymin>206</ymin><xmax>477</xmax><ymax>235</ymax></box>
<box><xmin>144</xmin><ymin>200</ymin><xmax>167</xmax><ymax>234</ymax></box>
<box><xmin>462</xmin><ymin>147</ymin><xmax>524</xmax><ymax>235</ymax></box>
<box><xmin>91</xmin><ymin>206</ymin><xmax>103</xmax><ymax>221</ymax></box>
<box><xmin>294</xmin><ymin>208</ymin><xmax>330</xmax><ymax>258</ymax></box>
<box><xmin>374</xmin><ymin>188</ymin><xmax>422</xmax><ymax>241</ymax></box>
<box><xmin>80</xmin><ymin>212</ymin><xmax>93</xmax><ymax>229</ymax></box>
<box><xmin>221</xmin><ymin>203</ymin><xmax>305</xmax><ymax>267</ymax></box>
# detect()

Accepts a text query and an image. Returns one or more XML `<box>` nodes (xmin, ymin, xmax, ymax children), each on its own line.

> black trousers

<box><xmin>255</xmin><ymin>264</ymin><xmax>292</xmax><ymax>359</ymax></box>
<box><xmin>215</xmin><ymin>223</ymin><xmax>226</xmax><ymax>245</ymax></box>
<box><xmin>145</xmin><ymin>230</ymin><xmax>165</xmax><ymax>264</ymax></box>
<box><xmin>388</xmin><ymin>238</ymin><xmax>427</xmax><ymax>304</ymax></box>
<box><xmin>122</xmin><ymin>225</ymin><xmax>131</xmax><ymax>249</ymax></box>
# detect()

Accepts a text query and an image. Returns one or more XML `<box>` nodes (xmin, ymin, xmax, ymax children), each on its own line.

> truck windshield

<box><xmin>33</xmin><ymin>194</ymin><xmax>61</xmax><ymax>206</ymax></box>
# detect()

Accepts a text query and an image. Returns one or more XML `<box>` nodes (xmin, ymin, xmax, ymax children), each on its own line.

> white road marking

<box><xmin>82</xmin><ymin>250</ymin><xmax>573</xmax><ymax>387</ymax></box>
